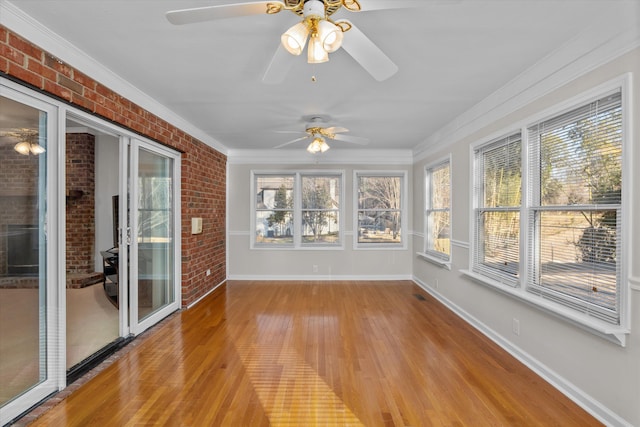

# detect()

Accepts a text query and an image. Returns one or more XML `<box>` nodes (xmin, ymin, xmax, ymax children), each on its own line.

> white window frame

<box><xmin>471</xmin><ymin>132</ymin><xmax>522</xmax><ymax>287</ymax></box>
<box><xmin>300</xmin><ymin>173</ymin><xmax>343</xmax><ymax>247</ymax></box>
<box><xmin>419</xmin><ymin>155</ymin><xmax>452</xmax><ymax>268</ymax></box>
<box><xmin>525</xmin><ymin>89</ymin><xmax>624</xmax><ymax>327</ymax></box>
<box><xmin>251</xmin><ymin>170</ymin><xmax>344</xmax><ymax>250</ymax></box>
<box><xmin>353</xmin><ymin>170</ymin><xmax>408</xmax><ymax>250</ymax></box>
<box><xmin>252</xmin><ymin>172</ymin><xmax>296</xmax><ymax>249</ymax></box>
<box><xmin>463</xmin><ymin>75</ymin><xmax>631</xmax><ymax>345</ymax></box>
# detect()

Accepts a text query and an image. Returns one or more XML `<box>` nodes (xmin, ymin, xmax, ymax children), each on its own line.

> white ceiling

<box><xmin>3</xmin><ymin>0</ymin><xmax>639</xmax><ymax>157</ymax></box>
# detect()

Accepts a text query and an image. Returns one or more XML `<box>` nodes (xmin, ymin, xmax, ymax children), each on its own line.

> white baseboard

<box><xmin>186</xmin><ymin>279</ymin><xmax>226</xmax><ymax>309</ymax></box>
<box><xmin>412</xmin><ymin>276</ymin><xmax>631</xmax><ymax>427</ymax></box>
<box><xmin>227</xmin><ymin>274</ymin><xmax>414</xmax><ymax>282</ymax></box>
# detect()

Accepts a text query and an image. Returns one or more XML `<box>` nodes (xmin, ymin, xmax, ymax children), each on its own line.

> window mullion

<box><xmin>294</xmin><ymin>173</ymin><xmax>301</xmax><ymax>247</ymax></box>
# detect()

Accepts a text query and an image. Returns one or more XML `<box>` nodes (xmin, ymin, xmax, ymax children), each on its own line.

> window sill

<box><xmin>416</xmin><ymin>252</ymin><xmax>451</xmax><ymax>270</ymax></box>
<box><xmin>460</xmin><ymin>269</ymin><xmax>629</xmax><ymax>346</ymax></box>
<box><xmin>354</xmin><ymin>244</ymin><xmax>407</xmax><ymax>251</ymax></box>
<box><xmin>252</xmin><ymin>244</ymin><xmax>344</xmax><ymax>250</ymax></box>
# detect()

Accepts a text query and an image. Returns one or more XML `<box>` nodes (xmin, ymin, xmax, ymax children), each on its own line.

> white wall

<box><xmin>412</xmin><ymin>48</ymin><xmax>640</xmax><ymax>426</ymax></box>
<box><xmin>94</xmin><ymin>134</ymin><xmax>119</xmax><ymax>271</ymax></box>
<box><xmin>227</xmin><ymin>162</ymin><xmax>413</xmax><ymax>279</ymax></box>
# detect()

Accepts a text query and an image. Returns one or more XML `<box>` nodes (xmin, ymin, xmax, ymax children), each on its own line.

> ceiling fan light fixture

<box><xmin>13</xmin><ymin>141</ymin><xmax>45</xmax><ymax>155</ymax></box>
<box><xmin>10</xmin><ymin>129</ymin><xmax>46</xmax><ymax>155</ymax></box>
<box><xmin>317</xmin><ymin>20</ymin><xmax>343</xmax><ymax>53</ymax></box>
<box><xmin>30</xmin><ymin>142</ymin><xmax>46</xmax><ymax>155</ymax></box>
<box><xmin>13</xmin><ymin>141</ymin><xmax>32</xmax><ymax>155</ymax></box>
<box><xmin>281</xmin><ymin>21</ymin><xmax>309</xmax><ymax>55</ymax></box>
<box><xmin>307</xmin><ymin>136</ymin><xmax>329</xmax><ymax>154</ymax></box>
<box><xmin>307</xmin><ymin>33</ymin><xmax>329</xmax><ymax>64</ymax></box>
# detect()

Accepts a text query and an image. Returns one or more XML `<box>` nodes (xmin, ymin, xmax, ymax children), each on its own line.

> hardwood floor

<box><xmin>27</xmin><ymin>280</ymin><xmax>601</xmax><ymax>426</ymax></box>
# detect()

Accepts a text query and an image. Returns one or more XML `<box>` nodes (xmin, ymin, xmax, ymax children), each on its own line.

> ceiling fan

<box><xmin>166</xmin><ymin>0</ymin><xmax>420</xmax><ymax>82</ymax></box>
<box><xmin>273</xmin><ymin>115</ymin><xmax>369</xmax><ymax>153</ymax></box>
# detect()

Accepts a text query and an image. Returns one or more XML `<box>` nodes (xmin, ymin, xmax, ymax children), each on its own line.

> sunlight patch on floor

<box><xmin>234</xmin><ymin>343</ymin><xmax>364</xmax><ymax>426</ymax></box>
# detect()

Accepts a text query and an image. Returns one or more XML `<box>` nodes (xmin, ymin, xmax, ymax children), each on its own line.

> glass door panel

<box><xmin>129</xmin><ymin>140</ymin><xmax>179</xmax><ymax>334</ymax></box>
<box><xmin>0</xmin><ymin>91</ymin><xmax>57</xmax><ymax>424</ymax></box>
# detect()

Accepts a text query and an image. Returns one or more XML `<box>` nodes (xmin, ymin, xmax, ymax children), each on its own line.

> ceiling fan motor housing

<box><xmin>305</xmin><ymin>116</ymin><xmax>328</xmax><ymax>131</ymax></box>
<box><xmin>303</xmin><ymin>0</ymin><xmax>326</xmax><ymax>19</ymax></box>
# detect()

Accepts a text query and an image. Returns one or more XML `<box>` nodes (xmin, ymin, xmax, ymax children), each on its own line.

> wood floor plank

<box><xmin>27</xmin><ymin>280</ymin><xmax>601</xmax><ymax>426</ymax></box>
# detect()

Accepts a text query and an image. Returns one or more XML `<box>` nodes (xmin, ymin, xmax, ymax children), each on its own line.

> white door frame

<box><xmin>128</xmin><ymin>138</ymin><xmax>181</xmax><ymax>335</ymax></box>
<box><xmin>0</xmin><ymin>80</ymin><xmax>61</xmax><ymax>425</ymax></box>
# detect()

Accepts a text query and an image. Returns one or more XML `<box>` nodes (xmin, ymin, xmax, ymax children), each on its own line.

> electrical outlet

<box><xmin>206</xmin><ymin>269</ymin><xmax>211</xmax><ymax>276</ymax></box>
<box><xmin>512</xmin><ymin>318</ymin><xmax>520</xmax><ymax>336</ymax></box>
<box><xmin>312</xmin><ymin>265</ymin><xmax>318</xmax><ymax>273</ymax></box>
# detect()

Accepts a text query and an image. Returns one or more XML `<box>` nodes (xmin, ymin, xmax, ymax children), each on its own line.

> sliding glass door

<box><xmin>0</xmin><ymin>87</ymin><xmax>60</xmax><ymax>425</ymax></box>
<box><xmin>129</xmin><ymin>139</ymin><xmax>180</xmax><ymax>335</ymax></box>
<box><xmin>0</xmin><ymin>82</ymin><xmax>180</xmax><ymax>423</ymax></box>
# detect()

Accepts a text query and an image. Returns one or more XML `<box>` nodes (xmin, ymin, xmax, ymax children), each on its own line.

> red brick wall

<box><xmin>65</xmin><ymin>133</ymin><xmax>95</xmax><ymax>275</ymax></box>
<box><xmin>1</xmin><ymin>25</ymin><xmax>227</xmax><ymax>306</ymax></box>
<box><xmin>0</xmin><ymin>144</ymin><xmax>39</xmax><ymax>275</ymax></box>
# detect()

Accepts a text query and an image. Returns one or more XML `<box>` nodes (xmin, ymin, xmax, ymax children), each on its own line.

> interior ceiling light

<box><xmin>4</xmin><ymin>128</ymin><xmax>46</xmax><ymax>155</ymax></box>
<box><xmin>317</xmin><ymin>19</ymin><xmax>343</xmax><ymax>53</ymax></box>
<box><xmin>307</xmin><ymin>136</ymin><xmax>330</xmax><ymax>154</ymax></box>
<box><xmin>281</xmin><ymin>0</ymin><xmax>344</xmax><ymax>63</ymax></box>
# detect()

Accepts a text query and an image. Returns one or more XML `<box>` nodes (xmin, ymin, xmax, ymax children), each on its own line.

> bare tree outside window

<box><xmin>530</xmin><ymin>93</ymin><xmax>622</xmax><ymax>317</ymax></box>
<box><xmin>255</xmin><ymin>175</ymin><xmax>294</xmax><ymax>245</ymax></box>
<box><xmin>357</xmin><ymin>174</ymin><xmax>403</xmax><ymax>245</ymax></box>
<box><xmin>474</xmin><ymin>135</ymin><xmax>521</xmax><ymax>281</ymax></box>
<box><xmin>301</xmin><ymin>175</ymin><xmax>340</xmax><ymax>244</ymax></box>
<box><xmin>426</xmin><ymin>161</ymin><xmax>450</xmax><ymax>258</ymax></box>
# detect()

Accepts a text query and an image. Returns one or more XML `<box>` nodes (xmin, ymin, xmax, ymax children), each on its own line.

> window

<box><xmin>527</xmin><ymin>90</ymin><xmax>622</xmax><ymax>325</ymax></box>
<box><xmin>425</xmin><ymin>158</ymin><xmax>451</xmax><ymax>261</ymax></box>
<box><xmin>467</xmin><ymin>84</ymin><xmax>628</xmax><ymax>335</ymax></box>
<box><xmin>137</xmin><ymin>175</ymin><xmax>172</xmax><ymax>243</ymax></box>
<box><xmin>255</xmin><ymin>174</ymin><xmax>294</xmax><ymax>246</ymax></box>
<box><xmin>473</xmin><ymin>133</ymin><xmax>522</xmax><ymax>285</ymax></box>
<box><xmin>301</xmin><ymin>175</ymin><xmax>341</xmax><ymax>245</ymax></box>
<box><xmin>253</xmin><ymin>172</ymin><xmax>342</xmax><ymax>248</ymax></box>
<box><xmin>355</xmin><ymin>172</ymin><xmax>405</xmax><ymax>248</ymax></box>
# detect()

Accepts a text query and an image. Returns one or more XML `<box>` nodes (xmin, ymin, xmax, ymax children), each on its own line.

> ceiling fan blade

<box><xmin>339</xmin><ymin>20</ymin><xmax>398</xmax><ymax>81</ymax></box>
<box><xmin>332</xmin><ymin>134</ymin><xmax>369</xmax><ymax>145</ymax></box>
<box><xmin>166</xmin><ymin>1</ymin><xmax>284</xmax><ymax>25</ymax></box>
<box><xmin>274</xmin><ymin>135</ymin><xmax>311</xmax><ymax>149</ymax></box>
<box><xmin>324</xmin><ymin>126</ymin><xmax>349</xmax><ymax>134</ymax></box>
<box><xmin>355</xmin><ymin>0</ymin><xmax>422</xmax><ymax>12</ymax></box>
<box><xmin>274</xmin><ymin>130</ymin><xmax>308</xmax><ymax>134</ymax></box>
<box><xmin>263</xmin><ymin>44</ymin><xmax>296</xmax><ymax>85</ymax></box>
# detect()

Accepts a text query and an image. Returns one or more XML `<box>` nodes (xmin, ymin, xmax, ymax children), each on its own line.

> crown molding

<box><xmin>227</xmin><ymin>148</ymin><xmax>414</xmax><ymax>165</ymax></box>
<box><xmin>0</xmin><ymin>0</ymin><xmax>228</xmax><ymax>155</ymax></box>
<box><xmin>413</xmin><ymin>11</ymin><xmax>640</xmax><ymax>162</ymax></box>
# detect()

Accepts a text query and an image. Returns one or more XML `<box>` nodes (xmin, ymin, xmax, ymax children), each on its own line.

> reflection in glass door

<box><xmin>0</xmin><ymin>91</ymin><xmax>58</xmax><ymax>424</ymax></box>
<box><xmin>130</xmin><ymin>141</ymin><xmax>180</xmax><ymax>334</ymax></box>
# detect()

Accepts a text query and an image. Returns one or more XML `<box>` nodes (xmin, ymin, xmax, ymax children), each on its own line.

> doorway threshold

<box><xmin>66</xmin><ymin>336</ymin><xmax>133</xmax><ymax>385</ymax></box>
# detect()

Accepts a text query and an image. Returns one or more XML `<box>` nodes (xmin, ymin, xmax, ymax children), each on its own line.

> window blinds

<box><xmin>473</xmin><ymin>133</ymin><xmax>522</xmax><ymax>285</ymax></box>
<box><xmin>526</xmin><ymin>90</ymin><xmax>622</xmax><ymax>324</ymax></box>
